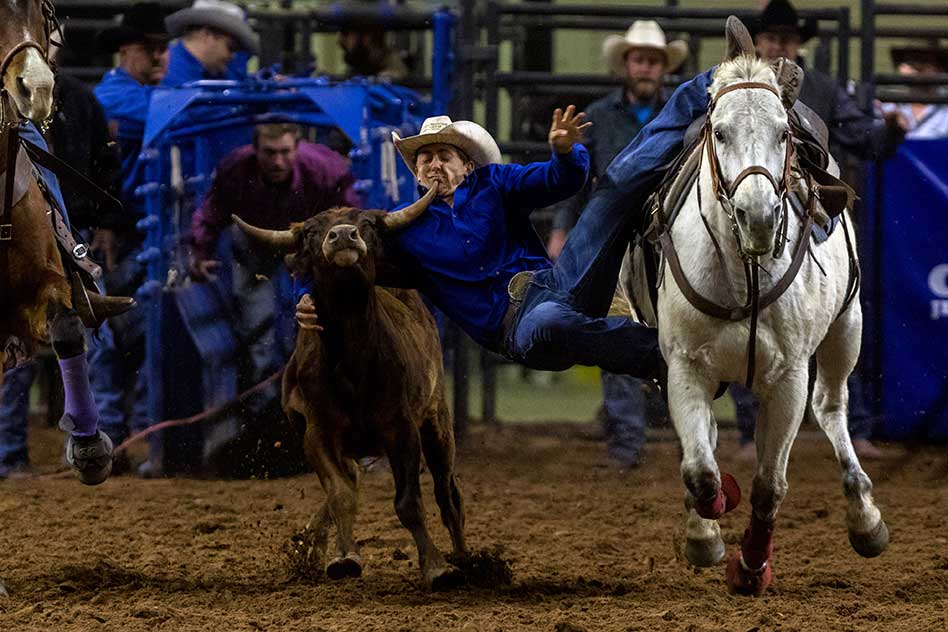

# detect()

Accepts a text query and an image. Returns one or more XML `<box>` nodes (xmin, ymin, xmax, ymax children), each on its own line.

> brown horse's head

<box><xmin>0</xmin><ymin>0</ymin><xmax>55</xmax><ymax>123</ymax></box>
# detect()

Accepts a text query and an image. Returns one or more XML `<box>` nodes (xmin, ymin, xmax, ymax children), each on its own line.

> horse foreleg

<box><xmin>726</xmin><ymin>368</ymin><xmax>807</xmax><ymax>596</ymax></box>
<box><xmin>813</xmin><ymin>308</ymin><xmax>887</xmax><ymax>558</ymax></box>
<box><xmin>668</xmin><ymin>359</ymin><xmax>739</xmax><ymax>566</ymax></box>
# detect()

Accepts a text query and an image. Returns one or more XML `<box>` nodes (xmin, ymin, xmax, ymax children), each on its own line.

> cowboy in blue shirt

<box><xmin>296</xmin><ymin>105</ymin><xmax>664</xmax><ymax>380</ymax></box>
<box><xmin>94</xmin><ymin>3</ymin><xmax>170</xmax><ymax>203</ymax></box>
<box><xmin>161</xmin><ymin>0</ymin><xmax>260</xmax><ymax>88</ymax></box>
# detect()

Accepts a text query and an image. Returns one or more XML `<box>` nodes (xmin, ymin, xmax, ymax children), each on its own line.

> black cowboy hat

<box><xmin>96</xmin><ymin>2</ymin><xmax>171</xmax><ymax>54</ymax></box>
<box><xmin>751</xmin><ymin>0</ymin><xmax>819</xmax><ymax>44</ymax></box>
<box><xmin>890</xmin><ymin>44</ymin><xmax>948</xmax><ymax>72</ymax></box>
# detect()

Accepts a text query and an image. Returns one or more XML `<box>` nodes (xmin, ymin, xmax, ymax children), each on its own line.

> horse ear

<box><xmin>771</xmin><ymin>57</ymin><xmax>804</xmax><ymax>109</ymax></box>
<box><xmin>724</xmin><ymin>15</ymin><xmax>755</xmax><ymax>61</ymax></box>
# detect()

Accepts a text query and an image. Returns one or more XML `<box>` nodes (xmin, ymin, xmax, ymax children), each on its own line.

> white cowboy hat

<box><xmin>392</xmin><ymin>116</ymin><xmax>502</xmax><ymax>176</ymax></box>
<box><xmin>602</xmin><ymin>20</ymin><xmax>688</xmax><ymax>75</ymax></box>
<box><xmin>166</xmin><ymin>0</ymin><xmax>260</xmax><ymax>55</ymax></box>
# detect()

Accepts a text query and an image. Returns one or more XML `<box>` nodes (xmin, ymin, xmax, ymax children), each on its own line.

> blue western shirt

<box><xmin>162</xmin><ymin>42</ymin><xmax>248</xmax><ymax>87</ymax></box>
<box><xmin>299</xmin><ymin>145</ymin><xmax>589</xmax><ymax>347</ymax></box>
<box><xmin>94</xmin><ymin>67</ymin><xmax>153</xmax><ymax>200</ymax></box>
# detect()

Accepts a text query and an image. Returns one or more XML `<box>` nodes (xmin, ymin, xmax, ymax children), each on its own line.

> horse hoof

<box><xmin>849</xmin><ymin>519</ymin><xmax>889</xmax><ymax>558</ymax></box>
<box><xmin>326</xmin><ymin>554</ymin><xmax>363</xmax><ymax>580</ymax></box>
<box><xmin>726</xmin><ymin>550</ymin><xmax>772</xmax><ymax>596</ymax></box>
<box><xmin>685</xmin><ymin>536</ymin><xmax>726</xmax><ymax>567</ymax></box>
<box><xmin>694</xmin><ymin>472</ymin><xmax>742</xmax><ymax>519</ymax></box>
<box><xmin>427</xmin><ymin>565</ymin><xmax>465</xmax><ymax>592</ymax></box>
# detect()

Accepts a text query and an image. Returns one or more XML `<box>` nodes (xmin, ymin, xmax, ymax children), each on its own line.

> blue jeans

<box><xmin>601</xmin><ymin>371</ymin><xmax>647</xmax><ymax>461</ymax></box>
<box><xmin>0</xmin><ymin>363</ymin><xmax>37</xmax><ymax>470</ymax></box>
<box><xmin>505</xmin><ymin>70</ymin><xmax>715</xmax><ymax>377</ymax></box>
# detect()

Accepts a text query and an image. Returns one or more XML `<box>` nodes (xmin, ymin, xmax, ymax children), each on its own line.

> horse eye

<box><xmin>780</xmin><ymin>129</ymin><xmax>790</xmax><ymax>142</ymax></box>
<box><xmin>714</xmin><ymin>129</ymin><xmax>725</xmax><ymax>142</ymax></box>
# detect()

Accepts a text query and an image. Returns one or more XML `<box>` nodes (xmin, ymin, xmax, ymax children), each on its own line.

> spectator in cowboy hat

<box><xmin>880</xmin><ymin>44</ymin><xmax>948</xmax><ymax>139</ymax></box>
<box><xmin>547</xmin><ymin>20</ymin><xmax>687</xmax><ymax>468</ymax></box>
<box><xmin>94</xmin><ymin>2</ymin><xmax>171</xmax><ymax>201</ymax></box>
<box><xmin>162</xmin><ymin>0</ymin><xmax>260</xmax><ymax>87</ymax></box>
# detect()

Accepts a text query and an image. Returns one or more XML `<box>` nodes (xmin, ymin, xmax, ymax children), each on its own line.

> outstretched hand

<box><xmin>548</xmin><ymin>105</ymin><xmax>591</xmax><ymax>154</ymax></box>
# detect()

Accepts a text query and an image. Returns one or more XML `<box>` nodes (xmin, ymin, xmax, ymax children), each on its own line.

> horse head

<box><xmin>0</xmin><ymin>0</ymin><xmax>56</xmax><ymax>124</ymax></box>
<box><xmin>706</xmin><ymin>56</ymin><xmax>792</xmax><ymax>257</ymax></box>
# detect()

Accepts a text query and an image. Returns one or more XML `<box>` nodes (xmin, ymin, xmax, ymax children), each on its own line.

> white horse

<box><xmin>623</xmin><ymin>53</ymin><xmax>888</xmax><ymax>595</ymax></box>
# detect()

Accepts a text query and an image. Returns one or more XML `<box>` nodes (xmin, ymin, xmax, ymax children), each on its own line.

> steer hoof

<box><xmin>427</xmin><ymin>564</ymin><xmax>465</xmax><ymax>592</ymax></box>
<box><xmin>685</xmin><ymin>536</ymin><xmax>726</xmax><ymax>567</ymax></box>
<box><xmin>326</xmin><ymin>553</ymin><xmax>363</xmax><ymax>580</ymax></box>
<box><xmin>694</xmin><ymin>472</ymin><xmax>742</xmax><ymax>519</ymax></box>
<box><xmin>849</xmin><ymin>519</ymin><xmax>889</xmax><ymax>558</ymax></box>
<box><xmin>726</xmin><ymin>551</ymin><xmax>772</xmax><ymax>596</ymax></box>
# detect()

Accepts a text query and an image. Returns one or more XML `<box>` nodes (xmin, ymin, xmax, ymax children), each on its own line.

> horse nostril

<box><xmin>735</xmin><ymin>207</ymin><xmax>748</xmax><ymax>222</ymax></box>
<box><xmin>16</xmin><ymin>76</ymin><xmax>30</xmax><ymax>98</ymax></box>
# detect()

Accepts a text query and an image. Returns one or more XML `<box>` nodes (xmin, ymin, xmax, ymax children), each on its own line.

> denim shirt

<box><xmin>94</xmin><ymin>67</ymin><xmax>152</xmax><ymax>201</ymax></box>
<box><xmin>298</xmin><ymin>145</ymin><xmax>589</xmax><ymax>347</ymax></box>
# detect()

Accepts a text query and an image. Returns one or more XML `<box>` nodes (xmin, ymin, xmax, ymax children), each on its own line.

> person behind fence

<box><xmin>880</xmin><ymin>44</ymin><xmax>948</xmax><ymax>140</ymax></box>
<box><xmin>162</xmin><ymin>0</ymin><xmax>260</xmax><ymax>87</ymax></box>
<box><xmin>187</xmin><ymin>123</ymin><xmax>359</xmax><ymax>468</ymax></box>
<box><xmin>731</xmin><ymin>0</ymin><xmax>910</xmax><ymax>462</ymax></box>
<box><xmin>337</xmin><ymin>1</ymin><xmax>409</xmax><ymax>83</ymax></box>
<box><xmin>545</xmin><ymin>20</ymin><xmax>686</xmax><ymax>467</ymax></box>
<box><xmin>94</xmin><ymin>2</ymin><xmax>170</xmax><ymax>201</ymax></box>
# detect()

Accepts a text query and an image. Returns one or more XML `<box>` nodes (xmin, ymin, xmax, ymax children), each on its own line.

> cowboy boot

<box><xmin>70</xmin><ymin>271</ymin><xmax>136</xmax><ymax>329</ymax></box>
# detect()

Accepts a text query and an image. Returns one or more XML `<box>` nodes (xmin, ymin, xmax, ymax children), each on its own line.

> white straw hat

<box><xmin>602</xmin><ymin>20</ymin><xmax>688</xmax><ymax>75</ymax></box>
<box><xmin>392</xmin><ymin>116</ymin><xmax>502</xmax><ymax>176</ymax></box>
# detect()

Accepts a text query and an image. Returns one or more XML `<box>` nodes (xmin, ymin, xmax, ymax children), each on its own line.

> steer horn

<box><xmin>382</xmin><ymin>182</ymin><xmax>440</xmax><ymax>230</ymax></box>
<box><xmin>231</xmin><ymin>215</ymin><xmax>297</xmax><ymax>252</ymax></box>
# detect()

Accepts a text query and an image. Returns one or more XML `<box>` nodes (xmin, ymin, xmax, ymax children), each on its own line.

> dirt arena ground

<box><xmin>0</xmin><ymin>423</ymin><xmax>945</xmax><ymax>632</ymax></box>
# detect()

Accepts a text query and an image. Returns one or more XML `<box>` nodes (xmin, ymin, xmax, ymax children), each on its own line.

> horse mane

<box><xmin>708</xmin><ymin>56</ymin><xmax>778</xmax><ymax>100</ymax></box>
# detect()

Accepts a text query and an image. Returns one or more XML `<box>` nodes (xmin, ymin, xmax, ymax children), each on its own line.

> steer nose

<box><xmin>327</xmin><ymin>225</ymin><xmax>359</xmax><ymax>244</ymax></box>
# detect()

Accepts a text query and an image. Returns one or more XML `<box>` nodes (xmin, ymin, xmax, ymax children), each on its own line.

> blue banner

<box><xmin>875</xmin><ymin>140</ymin><xmax>948</xmax><ymax>440</ymax></box>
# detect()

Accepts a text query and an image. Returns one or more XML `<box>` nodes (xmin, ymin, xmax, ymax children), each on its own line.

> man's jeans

<box><xmin>505</xmin><ymin>69</ymin><xmax>715</xmax><ymax>378</ymax></box>
<box><xmin>602</xmin><ymin>371</ymin><xmax>647</xmax><ymax>462</ymax></box>
<box><xmin>0</xmin><ymin>363</ymin><xmax>36</xmax><ymax>470</ymax></box>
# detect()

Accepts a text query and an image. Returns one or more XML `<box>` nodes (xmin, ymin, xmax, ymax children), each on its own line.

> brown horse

<box><xmin>0</xmin><ymin>1</ymin><xmax>119</xmax><ymax>491</ymax></box>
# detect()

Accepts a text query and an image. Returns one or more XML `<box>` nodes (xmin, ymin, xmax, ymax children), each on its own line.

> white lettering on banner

<box><xmin>930</xmin><ymin>264</ymin><xmax>948</xmax><ymax>298</ymax></box>
<box><xmin>933</xmin><ymin>300</ymin><xmax>948</xmax><ymax>321</ymax></box>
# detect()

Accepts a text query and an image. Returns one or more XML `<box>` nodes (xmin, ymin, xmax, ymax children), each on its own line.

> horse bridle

<box><xmin>0</xmin><ymin>0</ymin><xmax>60</xmax><ymax>242</ymax></box>
<box><xmin>702</xmin><ymin>81</ymin><xmax>795</xmax><ymax>261</ymax></box>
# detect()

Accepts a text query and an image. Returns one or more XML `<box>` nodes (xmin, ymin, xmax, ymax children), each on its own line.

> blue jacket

<box><xmin>299</xmin><ymin>145</ymin><xmax>590</xmax><ymax>347</ymax></box>
<box><xmin>162</xmin><ymin>42</ymin><xmax>248</xmax><ymax>88</ymax></box>
<box><xmin>94</xmin><ymin>67</ymin><xmax>153</xmax><ymax>201</ymax></box>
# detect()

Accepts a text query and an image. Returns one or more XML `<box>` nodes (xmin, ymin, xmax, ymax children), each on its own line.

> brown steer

<box><xmin>234</xmin><ymin>185</ymin><xmax>467</xmax><ymax>590</ymax></box>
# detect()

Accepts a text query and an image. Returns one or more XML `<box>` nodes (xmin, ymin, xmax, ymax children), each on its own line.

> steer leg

<box><xmin>813</xmin><ymin>308</ymin><xmax>887</xmax><ymax>558</ymax></box>
<box><xmin>667</xmin><ymin>359</ymin><xmax>739</xmax><ymax>567</ymax></box>
<box><xmin>303</xmin><ymin>420</ymin><xmax>363</xmax><ymax>580</ymax></box>
<box><xmin>726</xmin><ymin>368</ymin><xmax>807</xmax><ymax>596</ymax></box>
<box><xmin>384</xmin><ymin>419</ymin><xmax>462</xmax><ymax>591</ymax></box>
<box><xmin>420</xmin><ymin>398</ymin><xmax>467</xmax><ymax>557</ymax></box>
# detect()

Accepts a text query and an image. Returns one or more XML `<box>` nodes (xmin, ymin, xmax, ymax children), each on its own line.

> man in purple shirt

<box><xmin>189</xmin><ymin>121</ymin><xmax>358</xmax><ymax>379</ymax></box>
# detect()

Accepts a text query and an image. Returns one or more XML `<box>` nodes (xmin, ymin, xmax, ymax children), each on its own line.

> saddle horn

<box><xmin>724</xmin><ymin>15</ymin><xmax>755</xmax><ymax>61</ymax></box>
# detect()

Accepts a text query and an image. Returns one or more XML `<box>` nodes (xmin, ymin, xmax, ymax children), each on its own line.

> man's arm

<box><xmin>188</xmin><ymin>168</ymin><xmax>232</xmax><ymax>280</ymax></box>
<box><xmin>830</xmin><ymin>84</ymin><xmax>905</xmax><ymax>161</ymax></box>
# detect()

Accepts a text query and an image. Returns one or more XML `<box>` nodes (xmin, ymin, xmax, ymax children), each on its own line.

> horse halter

<box><xmin>703</xmin><ymin>81</ymin><xmax>795</xmax><ymax>260</ymax></box>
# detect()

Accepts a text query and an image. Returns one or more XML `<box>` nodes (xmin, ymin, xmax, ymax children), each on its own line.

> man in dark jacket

<box><xmin>546</xmin><ymin>21</ymin><xmax>687</xmax><ymax>467</ymax></box>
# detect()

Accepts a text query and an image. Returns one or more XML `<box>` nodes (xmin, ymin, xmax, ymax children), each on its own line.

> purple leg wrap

<box><xmin>59</xmin><ymin>354</ymin><xmax>99</xmax><ymax>437</ymax></box>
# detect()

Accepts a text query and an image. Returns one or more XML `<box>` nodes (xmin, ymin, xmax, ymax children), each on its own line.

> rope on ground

<box><xmin>113</xmin><ymin>369</ymin><xmax>285</xmax><ymax>455</ymax></box>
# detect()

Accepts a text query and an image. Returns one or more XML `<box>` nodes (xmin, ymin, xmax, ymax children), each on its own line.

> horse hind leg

<box><xmin>726</xmin><ymin>368</ymin><xmax>808</xmax><ymax>596</ymax></box>
<box><xmin>813</xmin><ymin>307</ymin><xmax>888</xmax><ymax>558</ymax></box>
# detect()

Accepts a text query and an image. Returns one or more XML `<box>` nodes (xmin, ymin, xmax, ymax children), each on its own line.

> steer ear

<box><xmin>724</xmin><ymin>15</ymin><xmax>755</xmax><ymax>62</ymax></box>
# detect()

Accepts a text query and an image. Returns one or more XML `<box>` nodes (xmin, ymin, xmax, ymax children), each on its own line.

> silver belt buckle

<box><xmin>73</xmin><ymin>243</ymin><xmax>88</xmax><ymax>259</ymax></box>
<box><xmin>507</xmin><ymin>270</ymin><xmax>535</xmax><ymax>303</ymax></box>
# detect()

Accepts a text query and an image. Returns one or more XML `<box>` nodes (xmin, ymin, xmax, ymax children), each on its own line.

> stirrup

<box><xmin>70</xmin><ymin>271</ymin><xmax>136</xmax><ymax>328</ymax></box>
<box><xmin>64</xmin><ymin>427</ymin><xmax>113</xmax><ymax>486</ymax></box>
